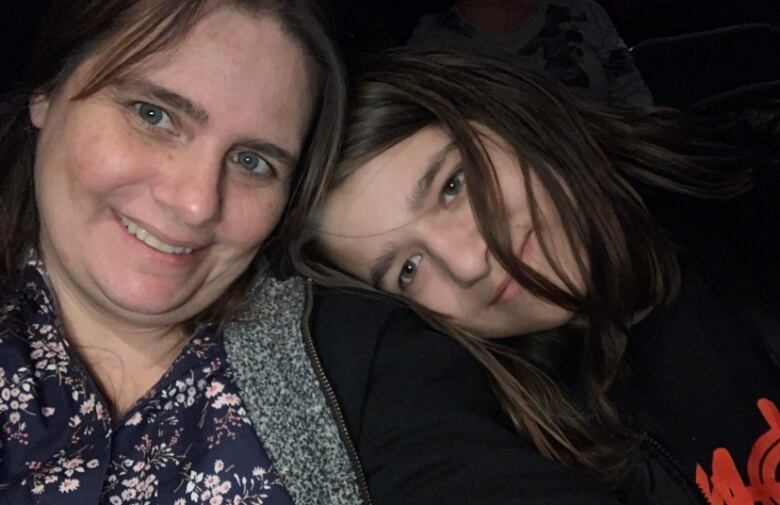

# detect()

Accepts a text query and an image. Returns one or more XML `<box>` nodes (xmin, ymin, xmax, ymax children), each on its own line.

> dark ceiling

<box><xmin>1</xmin><ymin>0</ymin><xmax>778</xmax><ymax>92</ymax></box>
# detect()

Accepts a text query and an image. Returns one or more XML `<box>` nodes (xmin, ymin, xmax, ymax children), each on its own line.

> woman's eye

<box><xmin>441</xmin><ymin>170</ymin><xmax>465</xmax><ymax>205</ymax></box>
<box><xmin>398</xmin><ymin>254</ymin><xmax>422</xmax><ymax>290</ymax></box>
<box><xmin>233</xmin><ymin>151</ymin><xmax>274</xmax><ymax>178</ymax></box>
<box><xmin>134</xmin><ymin>102</ymin><xmax>173</xmax><ymax>129</ymax></box>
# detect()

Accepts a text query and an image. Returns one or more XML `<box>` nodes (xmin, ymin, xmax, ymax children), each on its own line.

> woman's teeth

<box><xmin>120</xmin><ymin>216</ymin><xmax>193</xmax><ymax>255</ymax></box>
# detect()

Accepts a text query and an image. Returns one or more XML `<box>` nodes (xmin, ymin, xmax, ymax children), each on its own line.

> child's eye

<box><xmin>398</xmin><ymin>254</ymin><xmax>422</xmax><ymax>290</ymax></box>
<box><xmin>441</xmin><ymin>170</ymin><xmax>465</xmax><ymax>206</ymax></box>
<box><xmin>134</xmin><ymin>102</ymin><xmax>174</xmax><ymax>130</ymax></box>
<box><xmin>231</xmin><ymin>151</ymin><xmax>276</xmax><ymax>179</ymax></box>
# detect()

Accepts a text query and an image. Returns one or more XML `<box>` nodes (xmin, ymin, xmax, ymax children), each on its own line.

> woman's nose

<box><xmin>151</xmin><ymin>148</ymin><xmax>222</xmax><ymax>227</ymax></box>
<box><xmin>426</xmin><ymin>215</ymin><xmax>490</xmax><ymax>287</ymax></box>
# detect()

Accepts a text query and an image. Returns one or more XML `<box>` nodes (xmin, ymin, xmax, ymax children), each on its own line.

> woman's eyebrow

<box><xmin>120</xmin><ymin>78</ymin><xmax>209</xmax><ymax>125</ymax></box>
<box><xmin>234</xmin><ymin>138</ymin><xmax>297</xmax><ymax>176</ymax></box>
<box><xmin>118</xmin><ymin>79</ymin><xmax>297</xmax><ymax>174</ymax></box>
<box><xmin>407</xmin><ymin>142</ymin><xmax>456</xmax><ymax>211</ymax></box>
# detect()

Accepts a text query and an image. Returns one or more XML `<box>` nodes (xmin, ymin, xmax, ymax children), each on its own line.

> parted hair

<box><xmin>0</xmin><ymin>0</ymin><xmax>346</xmax><ymax>326</ymax></box>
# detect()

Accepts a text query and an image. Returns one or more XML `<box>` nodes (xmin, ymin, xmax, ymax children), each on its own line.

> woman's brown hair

<box><xmin>0</xmin><ymin>0</ymin><xmax>346</xmax><ymax>326</ymax></box>
<box><xmin>287</xmin><ymin>50</ymin><xmax>750</xmax><ymax>484</ymax></box>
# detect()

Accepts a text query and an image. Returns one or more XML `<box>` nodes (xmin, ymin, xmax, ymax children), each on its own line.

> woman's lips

<box><xmin>489</xmin><ymin>229</ymin><xmax>533</xmax><ymax>306</ymax></box>
<box><xmin>113</xmin><ymin>211</ymin><xmax>209</xmax><ymax>267</ymax></box>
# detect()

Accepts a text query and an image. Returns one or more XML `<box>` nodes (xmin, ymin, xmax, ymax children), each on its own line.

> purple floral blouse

<box><xmin>0</xmin><ymin>256</ymin><xmax>293</xmax><ymax>504</ymax></box>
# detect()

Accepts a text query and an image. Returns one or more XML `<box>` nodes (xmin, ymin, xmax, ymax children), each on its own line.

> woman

<box><xmin>290</xmin><ymin>50</ymin><xmax>779</xmax><ymax>504</ymax></box>
<box><xmin>0</xmin><ymin>1</ymin><xmax>369</xmax><ymax>503</ymax></box>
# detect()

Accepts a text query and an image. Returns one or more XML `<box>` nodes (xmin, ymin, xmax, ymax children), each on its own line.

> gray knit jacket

<box><xmin>222</xmin><ymin>274</ymin><xmax>366</xmax><ymax>505</ymax></box>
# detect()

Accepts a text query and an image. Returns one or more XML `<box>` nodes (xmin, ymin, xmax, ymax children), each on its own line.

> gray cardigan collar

<box><xmin>222</xmin><ymin>274</ymin><xmax>363</xmax><ymax>505</ymax></box>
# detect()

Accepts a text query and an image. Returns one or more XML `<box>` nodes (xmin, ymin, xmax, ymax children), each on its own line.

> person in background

<box><xmin>408</xmin><ymin>0</ymin><xmax>654</xmax><ymax>106</ymax></box>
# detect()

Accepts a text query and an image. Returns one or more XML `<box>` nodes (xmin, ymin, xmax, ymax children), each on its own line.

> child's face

<box><xmin>320</xmin><ymin>126</ymin><xmax>583</xmax><ymax>337</ymax></box>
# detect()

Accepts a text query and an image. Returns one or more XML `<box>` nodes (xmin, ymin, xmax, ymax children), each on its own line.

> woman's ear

<box><xmin>29</xmin><ymin>93</ymin><xmax>51</xmax><ymax>128</ymax></box>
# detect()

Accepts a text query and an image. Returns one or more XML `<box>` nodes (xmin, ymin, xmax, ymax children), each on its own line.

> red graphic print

<box><xmin>695</xmin><ymin>398</ymin><xmax>780</xmax><ymax>505</ymax></box>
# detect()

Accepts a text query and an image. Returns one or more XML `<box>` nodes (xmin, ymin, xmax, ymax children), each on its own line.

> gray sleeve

<box><xmin>580</xmin><ymin>0</ymin><xmax>654</xmax><ymax>107</ymax></box>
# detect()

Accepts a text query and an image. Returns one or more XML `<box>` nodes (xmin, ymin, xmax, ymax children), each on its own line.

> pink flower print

<box><xmin>41</xmin><ymin>406</ymin><xmax>55</xmax><ymax>417</ymax></box>
<box><xmin>204</xmin><ymin>475</ymin><xmax>221</xmax><ymax>488</ymax></box>
<box><xmin>206</xmin><ymin>381</ymin><xmax>225</xmax><ymax>399</ymax></box>
<box><xmin>80</xmin><ymin>395</ymin><xmax>96</xmax><ymax>415</ymax></box>
<box><xmin>122</xmin><ymin>477</ymin><xmax>140</xmax><ymax>488</ymax></box>
<box><xmin>125</xmin><ymin>412</ymin><xmax>143</xmax><ymax>426</ymax></box>
<box><xmin>31</xmin><ymin>483</ymin><xmax>45</xmax><ymax>495</ymax></box>
<box><xmin>210</xmin><ymin>496</ymin><xmax>224</xmax><ymax>505</ymax></box>
<box><xmin>212</xmin><ymin>393</ymin><xmax>240</xmax><ymax>409</ymax></box>
<box><xmin>58</xmin><ymin>478</ymin><xmax>79</xmax><ymax>493</ymax></box>
<box><xmin>214</xmin><ymin>459</ymin><xmax>224</xmax><ymax>473</ymax></box>
<box><xmin>121</xmin><ymin>487</ymin><xmax>137</xmax><ymax>500</ymax></box>
<box><xmin>215</xmin><ymin>481</ymin><xmax>231</xmax><ymax>495</ymax></box>
<box><xmin>95</xmin><ymin>402</ymin><xmax>107</xmax><ymax>420</ymax></box>
<box><xmin>62</xmin><ymin>457</ymin><xmax>83</xmax><ymax>470</ymax></box>
<box><xmin>86</xmin><ymin>459</ymin><xmax>100</xmax><ymax>469</ymax></box>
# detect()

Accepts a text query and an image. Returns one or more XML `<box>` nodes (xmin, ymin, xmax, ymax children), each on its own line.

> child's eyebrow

<box><xmin>407</xmin><ymin>142</ymin><xmax>456</xmax><ymax>211</ymax></box>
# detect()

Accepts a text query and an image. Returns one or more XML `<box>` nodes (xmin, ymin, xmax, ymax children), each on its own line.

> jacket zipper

<box><xmin>300</xmin><ymin>278</ymin><xmax>374</xmax><ymax>505</ymax></box>
<box><xmin>614</xmin><ymin>426</ymin><xmax>709</xmax><ymax>505</ymax></box>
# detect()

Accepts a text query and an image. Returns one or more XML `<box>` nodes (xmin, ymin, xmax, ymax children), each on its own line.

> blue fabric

<box><xmin>0</xmin><ymin>257</ymin><xmax>293</xmax><ymax>505</ymax></box>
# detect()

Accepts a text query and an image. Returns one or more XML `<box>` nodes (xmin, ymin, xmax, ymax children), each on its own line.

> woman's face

<box><xmin>31</xmin><ymin>6</ymin><xmax>313</xmax><ymax>329</ymax></box>
<box><xmin>320</xmin><ymin>126</ymin><xmax>582</xmax><ymax>337</ymax></box>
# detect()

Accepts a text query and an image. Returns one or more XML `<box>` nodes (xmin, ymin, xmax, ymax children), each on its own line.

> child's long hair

<box><xmin>286</xmin><ymin>50</ymin><xmax>750</xmax><ymax>484</ymax></box>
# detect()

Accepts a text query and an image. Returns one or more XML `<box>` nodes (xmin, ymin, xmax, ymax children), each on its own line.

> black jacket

<box><xmin>309</xmin><ymin>166</ymin><xmax>779</xmax><ymax>505</ymax></box>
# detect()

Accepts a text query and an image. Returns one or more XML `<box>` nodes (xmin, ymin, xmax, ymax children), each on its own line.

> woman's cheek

<box><xmin>221</xmin><ymin>183</ymin><xmax>288</xmax><ymax>248</ymax></box>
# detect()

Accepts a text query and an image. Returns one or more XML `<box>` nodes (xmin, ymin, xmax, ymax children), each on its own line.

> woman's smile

<box><xmin>114</xmin><ymin>212</ymin><xmax>209</xmax><ymax>269</ymax></box>
<box><xmin>118</xmin><ymin>214</ymin><xmax>197</xmax><ymax>256</ymax></box>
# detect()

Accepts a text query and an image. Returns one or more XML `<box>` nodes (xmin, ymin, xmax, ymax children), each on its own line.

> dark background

<box><xmin>330</xmin><ymin>0</ymin><xmax>779</xmax><ymax>46</ymax></box>
<box><xmin>1</xmin><ymin>0</ymin><xmax>779</xmax><ymax>104</ymax></box>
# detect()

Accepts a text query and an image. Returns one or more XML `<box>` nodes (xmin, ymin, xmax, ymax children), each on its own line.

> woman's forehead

<box><xmin>66</xmin><ymin>7</ymin><xmax>313</xmax><ymax>160</ymax></box>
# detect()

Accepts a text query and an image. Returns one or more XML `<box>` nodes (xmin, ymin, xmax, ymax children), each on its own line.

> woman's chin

<box><xmin>87</xmin><ymin>268</ymin><xmax>217</xmax><ymax>325</ymax></box>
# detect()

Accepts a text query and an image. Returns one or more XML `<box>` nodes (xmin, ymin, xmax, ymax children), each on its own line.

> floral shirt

<box><xmin>0</xmin><ymin>257</ymin><xmax>293</xmax><ymax>505</ymax></box>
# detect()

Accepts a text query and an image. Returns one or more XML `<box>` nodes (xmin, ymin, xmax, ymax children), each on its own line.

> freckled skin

<box><xmin>31</xmin><ymin>7</ymin><xmax>313</xmax><ymax>333</ymax></box>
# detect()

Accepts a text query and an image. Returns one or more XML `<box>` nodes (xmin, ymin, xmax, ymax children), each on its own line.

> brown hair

<box><xmin>287</xmin><ymin>50</ymin><xmax>751</xmax><ymax>484</ymax></box>
<box><xmin>0</xmin><ymin>0</ymin><xmax>346</xmax><ymax>326</ymax></box>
